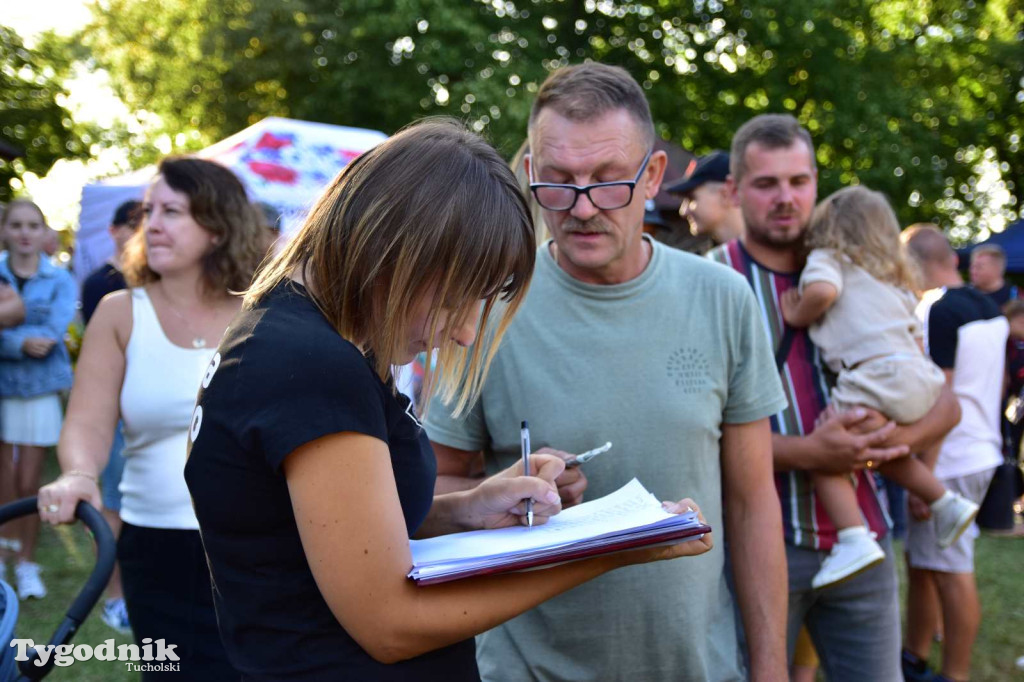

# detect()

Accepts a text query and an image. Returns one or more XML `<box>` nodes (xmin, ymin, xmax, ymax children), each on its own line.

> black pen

<box><xmin>520</xmin><ymin>420</ymin><xmax>533</xmax><ymax>527</ymax></box>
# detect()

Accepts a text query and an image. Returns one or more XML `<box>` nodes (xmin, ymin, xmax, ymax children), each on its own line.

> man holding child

<box><xmin>710</xmin><ymin>114</ymin><xmax>961</xmax><ymax>680</ymax></box>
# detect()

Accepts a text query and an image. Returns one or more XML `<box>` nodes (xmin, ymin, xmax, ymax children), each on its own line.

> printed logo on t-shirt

<box><xmin>403</xmin><ymin>396</ymin><xmax>423</xmax><ymax>430</ymax></box>
<box><xmin>667</xmin><ymin>347</ymin><xmax>711</xmax><ymax>395</ymax></box>
<box><xmin>202</xmin><ymin>353</ymin><xmax>221</xmax><ymax>389</ymax></box>
<box><xmin>189</xmin><ymin>405</ymin><xmax>203</xmax><ymax>443</ymax></box>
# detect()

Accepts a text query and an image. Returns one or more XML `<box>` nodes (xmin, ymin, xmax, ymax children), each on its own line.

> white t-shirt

<box><xmin>918</xmin><ymin>286</ymin><xmax>1008</xmax><ymax>479</ymax></box>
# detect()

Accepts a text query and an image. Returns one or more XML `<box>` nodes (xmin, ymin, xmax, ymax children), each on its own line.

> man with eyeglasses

<box><xmin>426</xmin><ymin>63</ymin><xmax>788</xmax><ymax>681</ymax></box>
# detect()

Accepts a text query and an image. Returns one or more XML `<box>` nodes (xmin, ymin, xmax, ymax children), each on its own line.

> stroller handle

<box><xmin>0</xmin><ymin>497</ymin><xmax>116</xmax><ymax>680</ymax></box>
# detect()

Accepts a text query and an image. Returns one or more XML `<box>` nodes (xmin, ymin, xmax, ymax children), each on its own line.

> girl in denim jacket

<box><xmin>0</xmin><ymin>200</ymin><xmax>76</xmax><ymax>600</ymax></box>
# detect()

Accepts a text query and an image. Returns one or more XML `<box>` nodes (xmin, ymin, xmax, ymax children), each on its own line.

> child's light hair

<box><xmin>806</xmin><ymin>186</ymin><xmax>918</xmax><ymax>290</ymax></box>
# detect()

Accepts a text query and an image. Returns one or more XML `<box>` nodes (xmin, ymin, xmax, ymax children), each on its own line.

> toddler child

<box><xmin>781</xmin><ymin>186</ymin><xmax>977</xmax><ymax>589</ymax></box>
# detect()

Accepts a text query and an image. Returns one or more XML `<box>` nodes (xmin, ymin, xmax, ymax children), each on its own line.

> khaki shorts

<box><xmin>905</xmin><ymin>468</ymin><xmax>996</xmax><ymax>573</ymax></box>
<box><xmin>831</xmin><ymin>355</ymin><xmax>945</xmax><ymax>424</ymax></box>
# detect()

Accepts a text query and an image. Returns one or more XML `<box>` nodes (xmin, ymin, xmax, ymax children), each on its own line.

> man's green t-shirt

<box><xmin>426</xmin><ymin>237</ymin><xmax>786</xmax><ymax>681</ymax></box>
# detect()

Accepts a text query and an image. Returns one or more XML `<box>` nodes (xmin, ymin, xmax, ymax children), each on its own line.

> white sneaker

<box><xmin>15</xmin><ymin>561</ymin><xmax>46</xmax><ymax>600</ymax></box>
<box><xmin>101</xmin><ymin>598</ymin><xmax>132</xmax><ymax>635</ymax></box>
<box><xmin>812</xmin><ymin>530</ymin><xmax>885</xmax><ymax>589</ymax></box>
<box><xmin>932</xmin><ymin>491</ymin><xmax>979</xmax><ymax>549</ymax></box>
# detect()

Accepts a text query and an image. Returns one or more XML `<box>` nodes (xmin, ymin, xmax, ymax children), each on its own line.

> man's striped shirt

<box><xmin>709</xmin><ymin>239</ymin><xmax>889</xmax><ymax>551</ymax></box>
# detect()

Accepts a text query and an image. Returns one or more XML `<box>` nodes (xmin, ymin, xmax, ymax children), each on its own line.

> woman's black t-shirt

<box><xmin>184</xmin><ymin>281</ymin><xmax>478</xmax><ymax>681</ymax></box>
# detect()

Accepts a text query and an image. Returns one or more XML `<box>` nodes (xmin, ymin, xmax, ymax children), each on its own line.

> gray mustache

<box><xmin>562</xmin><ymin>217</ymin><xmax>612</xmax><ymax>234</ymax></box>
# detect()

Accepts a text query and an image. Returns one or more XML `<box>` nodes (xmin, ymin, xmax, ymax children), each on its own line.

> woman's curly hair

<box><xmin>123</xmin><ymin>157</ymin><xmax>264</xmax><ymax>293</ymax></box>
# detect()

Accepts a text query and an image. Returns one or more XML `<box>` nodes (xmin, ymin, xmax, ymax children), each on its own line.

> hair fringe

<box><xmin>245</xmin><ymin>117</ymin><xmax>535</xmax><ymax>416</ymax></box>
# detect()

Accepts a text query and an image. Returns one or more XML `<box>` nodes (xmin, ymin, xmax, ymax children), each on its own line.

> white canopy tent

<box><xmin>73</xmin><ymin>117</ymin><xmax>387</xmax><ymax>285</ymax></box>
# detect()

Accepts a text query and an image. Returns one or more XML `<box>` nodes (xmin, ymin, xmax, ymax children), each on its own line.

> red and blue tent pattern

<box><xmin>73</xmin><ymin>117</ymin><xmax>387</xmax><ymax>286</ymax></box>
<box><xmin>202</xmin><ymin>120</ymin><xmax>383</xmax><ymax>207</ymax></box>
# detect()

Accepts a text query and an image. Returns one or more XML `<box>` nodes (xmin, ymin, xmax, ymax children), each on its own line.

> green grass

<box><xmin>6</xmin><ymin>524</ymin><xmax>134</xmax><ymax>681</ymax></box>
<box><xmin>3</xmin><ymin>457</ymin><xmax>133</xmax><ymax>681</ymax></box>
<box><xmin>6</xmin><ymin>459</ymin><xmax>1024</xmax><ymax>680</ymax></box>
<box><xmin>967</xmin><ymin>534</ymin><xmax>1024</xmax><ymax>680</ymax></box>
<box><xmin>894</xmin><ymin>535</ymin><xmax>1024</xmax><ymax>682</ymax></box>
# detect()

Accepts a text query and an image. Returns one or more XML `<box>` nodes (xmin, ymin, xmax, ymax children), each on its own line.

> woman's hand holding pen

<box><xmin>464</xmin><ymin>454</ymin><xmax>565</xmax><ymax>530</ymax></box>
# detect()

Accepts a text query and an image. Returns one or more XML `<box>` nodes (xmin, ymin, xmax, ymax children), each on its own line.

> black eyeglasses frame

<box><xmin>528</xmin><ymin>148</ymin><xmax>654</xmax><ymax>212</ymax></box>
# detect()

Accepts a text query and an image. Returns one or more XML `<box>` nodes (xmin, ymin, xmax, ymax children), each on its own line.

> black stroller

<box><xmin>0</xmin><ymin>498</ymin><xmax>114</xmax><ymax>681</ymax></box>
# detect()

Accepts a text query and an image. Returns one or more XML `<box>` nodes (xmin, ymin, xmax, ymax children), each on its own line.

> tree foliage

<box><xmin>0</xmin><ymin>26</ymin><xmax>90</xmax><ymax>203</ymax></box>
<box><xmin>79</xmin><ymin>0</ymin><xmax>1022</xmax><ymax>236</ymax></box>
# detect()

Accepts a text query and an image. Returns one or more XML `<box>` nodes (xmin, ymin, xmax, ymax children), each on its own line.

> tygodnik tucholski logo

<box><xmin>9</xmin><ymin>637</ymin><xmax>181</xmax><ymax>672</ymax></box>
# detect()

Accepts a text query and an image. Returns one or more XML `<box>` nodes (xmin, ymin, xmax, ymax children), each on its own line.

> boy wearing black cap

<box><xmin>667</xmin><ymin>150</ymin><xmax>744</xmax><ymax>245</ymax></box>
<box><xmin>80</xmin><ymin>199</ymin><xmax>141</xmax><ymax>323</ymax></box>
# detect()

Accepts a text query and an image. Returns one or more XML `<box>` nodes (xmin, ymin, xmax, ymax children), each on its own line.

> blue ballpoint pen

<box><xmin>520</xmin><ymin>420</ymin><xmax>533</xmax><ymax>527</ymax></box>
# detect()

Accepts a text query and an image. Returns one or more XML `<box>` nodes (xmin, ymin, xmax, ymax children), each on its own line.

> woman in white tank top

<box><xmin>38</xmin><ymin>157</ymin><xmax>264</xmax><ymax>681</ymax></box>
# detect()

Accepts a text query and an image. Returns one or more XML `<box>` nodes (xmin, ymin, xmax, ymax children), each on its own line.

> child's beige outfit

<box><xmin>801</xmin><ymin>248</ymin><xmax>945</xmax><ymax>423</ymax></box>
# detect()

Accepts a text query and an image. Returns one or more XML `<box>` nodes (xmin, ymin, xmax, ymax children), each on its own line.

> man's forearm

<box><xmin>431</xmin><ymin>441</ymin><xmax>487</xmax><ymax>495</ymax></box>
<box><xmin>722</xmin><ymin>419</ymin><xmax>789</xmax><ymax>680</ymax></box>
<box><xmin>727</xmin><ymin>491</ymin><xmax>789</xmax><ymax>681</ymax></box>
<box><xmin>771</xmin><ymin>433</ymin><xmax>818</xmax><ymax>471</ymax></box>
<box><xmin>434</xmin><ymin>473</ymin><xmax>485</xmax><ymax>495</ymax></box>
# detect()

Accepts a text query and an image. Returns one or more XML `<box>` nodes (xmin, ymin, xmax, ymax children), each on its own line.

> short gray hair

<box><xmin>529</xmin><ymin>62</ymin><xmax>655</xmax><ymax>148</ymax></box>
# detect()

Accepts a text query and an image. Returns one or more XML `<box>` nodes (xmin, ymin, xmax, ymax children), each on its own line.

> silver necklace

<box><xmin>156</xmin><ymin>287</ymin><xmax>208</xmax><ymax>348</ymax></box>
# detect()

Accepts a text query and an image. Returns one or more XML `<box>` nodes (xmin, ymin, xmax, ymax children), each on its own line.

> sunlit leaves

<box><xmin>0</xmin><ymin>26</ymin><xmax>90</xmax><ymax>202</ymax></box>
<box><xmin>63</xmin><ymin>0</ymin><xmax>1023</xmax><ymax>235</ymax></box>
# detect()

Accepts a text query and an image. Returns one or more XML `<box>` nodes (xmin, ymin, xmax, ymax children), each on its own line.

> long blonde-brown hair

<box><xmin>806</xmin><ymin>186</ymin><xmax>918</xmax><ymax>290</ymax></box>
<box><xmin>246</xmin><ymin>118</ymin><xmax>536</xmax><ymax>415</ymax></box>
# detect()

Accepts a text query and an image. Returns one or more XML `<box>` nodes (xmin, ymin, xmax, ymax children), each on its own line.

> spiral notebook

<box><xmin>408</xmin><ymin>478</ymin><xmax>711</xmax><ymax>585</ymax></box>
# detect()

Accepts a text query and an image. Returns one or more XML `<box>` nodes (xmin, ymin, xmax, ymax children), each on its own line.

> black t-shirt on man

<box><xmin>977</xmin><ymin>282</ymin><xmax>1019</xmax><ymax>308</ymax></box>
<box><xmin>184</xmin><ymin>281</ymin><xmax>478</xmax><ymax>682</ymax></box>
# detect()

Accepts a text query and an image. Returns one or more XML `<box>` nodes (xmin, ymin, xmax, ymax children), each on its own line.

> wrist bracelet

<box><xmin>62</xmin><ymin>470</ymin><xmax>98</xmax><ymax>483</ymax></box>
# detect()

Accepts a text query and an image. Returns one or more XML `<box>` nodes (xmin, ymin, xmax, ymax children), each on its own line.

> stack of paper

<box><xmin>408</xmin><ymin>478</ymin><xmax>710</xmax><ymax>585</ymax></box>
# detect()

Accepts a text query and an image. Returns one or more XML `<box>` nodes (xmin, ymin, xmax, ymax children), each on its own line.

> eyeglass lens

<box><xmin>533</xmin><ymin>184</ymin><xmax>633</xmax><ymax>211</ymax></box>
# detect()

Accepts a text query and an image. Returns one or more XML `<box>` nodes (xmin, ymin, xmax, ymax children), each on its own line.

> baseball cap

<box><xmin>665</xmin><ymin>150</ymin><xmax>730</xmax><ymax>195</ymax></box>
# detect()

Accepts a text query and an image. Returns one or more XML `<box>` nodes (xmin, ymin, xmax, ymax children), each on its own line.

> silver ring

<box><xmin>46</xmin><ymin>504</ymin><xmax>59</xmax><ymax>513</ymax></box>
